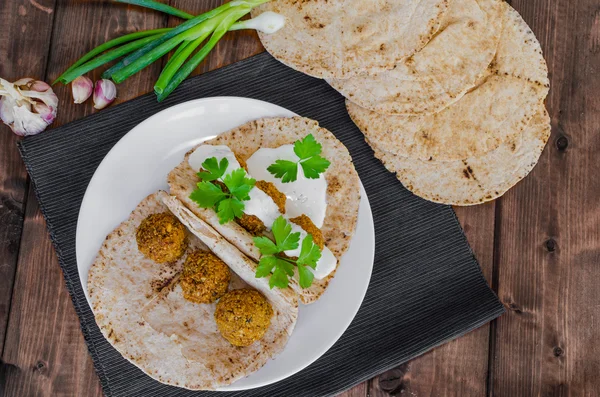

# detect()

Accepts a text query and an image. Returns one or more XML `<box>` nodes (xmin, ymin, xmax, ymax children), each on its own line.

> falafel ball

<box><xmin>180</xmin><ymin>250</ymin><xmax>231</xmax><ymax>304</ymax></box>
<box><xmin>136</xmin><ymin>212</ymin><xmax>188</xmax><ymax>263</ymax></box>
<box><xmin>214</xmin><ymin>289</ymin><xmax>274</xmax><ymax>347</ymax></box>
<box><xmin>237</xmin><ymin>213</ymin><xmax>266</xmax><ymax>235</ymax></box>
<box><xmin>290</xmin><ymin>214</ymin><xmax>325</xmax><ymax>249</ymax></box>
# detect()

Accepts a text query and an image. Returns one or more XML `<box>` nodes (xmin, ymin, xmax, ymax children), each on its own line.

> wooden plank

<box><xmin>1</xmin><ymin>0</ymin><xmax>167</xmax><ymax>395</ymax></box>
<box><xmin>490</xmin><ymin>0</ymin><xmax>600</xmax><ymax>395</ymax></box>
<box><xmin>369</xmin><ymin>204</ymin><xmax>497</xmax><ymax>396</ymax></box>
<box><xmin>338</xmin><ymin>381</ymin><xmax>369</xmax><ymax>397</ymax></box>
<box><xmin>2</xmin><ymin>191</ymin><xmax>103</xmax><ymax>396</ymax></box>
<box><xmin>0</xmin><ymin>0</ymin><xmax>56</xmax><ymax>355</ymax></box>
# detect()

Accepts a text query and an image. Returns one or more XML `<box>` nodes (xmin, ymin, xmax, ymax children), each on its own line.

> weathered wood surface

<box><xmin>489</xmin><ymin>0</ymin><xmax>600</xmax><ymax>396</ymax></box>
<box><xmin>0</xmin><ymin>0</ymin><xmax>597</xmax><ymax>396</ymax></box>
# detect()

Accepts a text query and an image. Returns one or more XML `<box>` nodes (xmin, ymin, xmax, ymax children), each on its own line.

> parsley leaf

<box><xmin>296</xmin><ymin>234</ymin><xmax>321</xmax><ymax>269</ymax></box>
<box><xmin>197</xmin><ymin>157</ymin><xmax>228</xmax><ymax>181</ymax></box>
<box><xmin>270</xmin><ymin>264</ymin><xmax>291</xmax><ymax>289</ymax></box>
<box><xmin>256</xmin><ymin>255</ymin><xmax>277</xmax><ymax>277</ymax></box>
<box><xmin>190</xmin><ymin>158</ymin><xmax>255</xmax><ymax>224</ymax></box>
<box><xmin>297</xmin><ymin>264</ymin><xmax>315</xmax><ymax>288</ymax></box>
<box><xmin>267</xmin><ymin>134</ymin><xmax>331</xmax><ymax>183</ymax></box>
<box><xmin>216</xmin><ymin>198</ymin><xmax>245</xmax><ymax>224</ymax></box>
<box><xmin>267</xmin><ymin>160</ymin><xmax>298</xmax><ymax>183</ymax></box>
<box><xmin>253</xmin><ymin>216</ymin><xmax>322</xmax><ymax>289</ymax></box>
<box><xmin>223</xmin><ymin>168</ymin><xmax>256</xmax><ymax>201</ymax></box>
<box><xmin>253</xmin><ymin>236</ymin><xmax>279</xmax><ymax>255</ymax></box>
<box><xmin>300</xmin><ymin>155</ymin><xmax>331</xmax><ymax>179</ymax></box>
<box><xmin>189</xmin><ymin>181</ymin><xmax>227</xmax><ymax>207</ymax></box>
<box><xmin>272</xmin><ymin>216</ymin><xmax>301</xmax><ymax>251</ymax></box>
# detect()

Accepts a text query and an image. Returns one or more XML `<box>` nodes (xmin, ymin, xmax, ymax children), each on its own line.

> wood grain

<box><xmin>2</xmin><ymin>192</ymin><xmax>103</xmax><ymax>397</ymax></box>
<box><xmin>0</xmin><ymin>0</ymin><xmax>56</xmax><ymax>356</ymax></box>
<box><xmin>1</xmin><ymin>0</ymin><xmax>167</xmax><ymax>395</ymax></box>
<box><xmin>369</xmin><ymin>204</ymin><xmax>497</xmax><ymax>397</ymax></box>
<box><xmin>490</xmin><ymin>0</ymin><xmax>600</xmax><ymax>395</ymax></box>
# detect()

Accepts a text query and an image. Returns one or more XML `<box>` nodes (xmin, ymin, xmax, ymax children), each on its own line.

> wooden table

<box><xmin>1</xmin><ymin>0</ymin><xmax>598</xmax><ymax>395</ymax></box>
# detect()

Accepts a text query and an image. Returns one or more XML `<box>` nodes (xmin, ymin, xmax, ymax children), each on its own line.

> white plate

<box><xmin>76</xmin><ymin>97</ymin><xmax>375</xmax><ymax>391</ymax></box>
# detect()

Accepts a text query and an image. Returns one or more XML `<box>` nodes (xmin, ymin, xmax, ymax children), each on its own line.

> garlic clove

<box><xmin>0</xmin><ymin>77</ymin><xmax>58</xmax><ymax>136</ymax></box>
<box><xmin>72</xmin><ymin>76</ymin><xmax>93</xmax><ymax>104</ymax></box>
<box><xmin>93</xmin><ymin>79</ymin><xmax>117</xmax><ymax>110</ymax></box>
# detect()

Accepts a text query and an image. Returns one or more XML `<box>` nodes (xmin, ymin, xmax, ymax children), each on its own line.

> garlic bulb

<box><xmin>0</xmin><ymin>77</ymin><xmax>58</xmax><ymax>136</ymax></box>
<box><xmin>72</xmin><ymin>76</ymin><xmax>93</xmax><ymax>104</ymax></box>
<box><xmin>93</xmin><ymin>79</ymin><xmax>117</xmax><ymax>110</ymax></box>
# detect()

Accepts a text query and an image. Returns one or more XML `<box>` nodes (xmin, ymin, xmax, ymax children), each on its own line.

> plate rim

<box><xmin>75</xmin><ymin>96</ymin><xmax>375</xmax><ymax>391</ymax></box>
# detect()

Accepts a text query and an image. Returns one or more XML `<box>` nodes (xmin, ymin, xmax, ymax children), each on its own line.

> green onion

<box><xmin>164</xmin><ymin>41</ymin><xmax>193</xmax><ymax>70</ymax></box>
<box><xmin>114</xmin><ymin>0</ymin><xmax>194</xmax><ymax>20</ymax></box>
<box><xmin>53</xmin><ymin>28</ymin><xmax>171</xmax><ymax>84</ymax></box>
<box><xmin>111</xmin><ymin>5</ymin><xmax>244</xmax><ymax>84</ymax></box>
<box><xmin>155</xmin><ymin>35</ymin><xmax>207</xmax><ymax>94</ymax></box>
<box><xmin>56</xmin><ymin>33</ymin><xmax>165</xmax><ymax>84</ymax></box>
<box><xmin>102</xmin><ymin>1</ymin><xmax>239</xmax><ymax>79</ymax></box>
<box><xmin>157</xmin><ymin>6</ymin><xmax>252</xmax><ymax>101</ymax></box>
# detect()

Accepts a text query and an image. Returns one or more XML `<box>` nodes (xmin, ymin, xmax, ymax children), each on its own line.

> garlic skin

<box><xmin>72</xmin><ymin>76</ymin><xmax>93</xmax><ymax>104</ymax></box>
<box><xmin>93</xmin><ymin>79</ymin><xmax>117</xmax><ymax>110</ymax></box>
<box><xmin>0</xmin><ymin>77</ymin><xmax>58</xmax><ymax>136</ymax></box>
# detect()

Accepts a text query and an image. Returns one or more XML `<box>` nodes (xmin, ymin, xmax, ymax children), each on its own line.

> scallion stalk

<box><xmin>57</xmin><ymin>33</ymin><xmax>165</xmax><ymax>84</ymax></box>
<box><xmin>102</xmin><ymin>1</ymin><xmax>240</xmax><ymax>79</ymax></box>
<box><xmin>157</xmin><ymin>6</ymin><xmax>252</xmax><ymax>101</ymax></box>
<box><xmin>53</xmin><ymin>28</ymin><xmax>171</xmax><ymax>84</ymax></box>
<box><xmin>114</xmin><ymin>0</ymin><xmax>194</xmax><ymax>20</ymax></box>
<box><xmin>155</xmin><ymin>34</ymin><xmax>208</xmax><ymax>94</ymax></box>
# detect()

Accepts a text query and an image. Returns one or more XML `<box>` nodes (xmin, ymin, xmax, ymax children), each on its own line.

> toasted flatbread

<box><xmin>252</xmin><ymin>0</ymin><xmax>451</xmax><ymax>79</ymax></box>
<box><xmin>368</xmin><ymin>107</ymin><xmax>551</xmax><ymax>205</ymax></box>
<box><xmin>328</xmin><ymin>0</ymin><xmax>505</xmax><ymax>115</ymax></box>
<box><xmin>88</xmin><ymin>191</ymin><xmax>298</xmax><ymax>390</ymax></box>
<box><xmin>347</xmin><ymin>2</ymin><xmax>550</xmax><ymax>161</ymax></box>
<box><xmin>168</xmin><ymin>117</ymin><xmax>360</xmax><ymax>304</ymax></box>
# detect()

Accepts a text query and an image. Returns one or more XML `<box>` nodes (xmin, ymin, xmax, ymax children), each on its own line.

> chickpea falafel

<box><xmin>214</xmin><ymin>289</ymin><xmax>274</xmax><ymax>347</ymax></box>
<box><xmin>290</xmin><ymin>214</ymin><xmax>325</xmax><ymax>249</ymax></box>
<box><xmin>136</xmin><ymin>212</ymin><xmax>188</xmax><ymax>263</ymax></box>
<box><xmin>180</xmin><ymin>250</ymin><xmax>231</xmax><ymax>304</ymax></box>
<box><xmin>237</xmin><ymin>213</ymin><xmax>266</xmax><ymax>235</ymax></box>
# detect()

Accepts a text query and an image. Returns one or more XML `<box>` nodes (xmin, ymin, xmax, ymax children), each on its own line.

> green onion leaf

<box><xmin>114</xmin><ymin>0</ymin><xmax>194</xmax><ymax>20</ymax></box>
<box><xmin>53</xmin><ymin>28</ymin><xmax>171</xmax><ymax>84</ymax></box>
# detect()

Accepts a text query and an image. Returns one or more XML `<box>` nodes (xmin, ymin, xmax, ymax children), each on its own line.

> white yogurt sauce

<box><xmin>188</xmin><ymin>145</ymin><xmax>280</xmax><ymax>230</ymax></box>
<box><xmin>285</xmin><ymin>223</ymin><xmax>336</xmax><ymax>280</ymax></box>
<box><xmin>246</xmin><ymin>145</ymin><xmax>328</xmax><ymax>228</ymax></box>
<box><xmin>188</xmin><ymin>144</ymin><xmax>335</xmax><ymax>279</ymax></box>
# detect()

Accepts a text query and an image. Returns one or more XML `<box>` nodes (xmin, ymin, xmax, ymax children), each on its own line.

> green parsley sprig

<box><xmin>189</xmin><ymin>157</ymin><xmax>256</xmax><ymax>224</ymax></box>
<box><xmin>267</xmin><ymin>134</ymin><xmax>331</xmax><ymax>183</ymax></box>
<box><xmin>254</xmin><ymin>216</ymin><xmax>322</xmax><ymax>289</ymax></box>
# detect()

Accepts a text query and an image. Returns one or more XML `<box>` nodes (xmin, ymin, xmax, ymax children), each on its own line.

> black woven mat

<box><xmin>18</xmin><ymin>52</ymin><xmax>504</xmax><ymax>397</ymax></box>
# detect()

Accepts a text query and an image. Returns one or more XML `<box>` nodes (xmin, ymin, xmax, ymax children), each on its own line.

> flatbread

<box><xmin>252</xmin><ymin>0</ymin><xmax>451</xmax><ymax>79</ymax></box>
<box><xmin>328</xmin><ymin>0</ymin><xmax>504</xmax><ymax>115</ymax></box>
<box><xmin>168</xmin><ymin>117</ymin><xmax>361</xmax><ymax>304</ymax></box>
<box><xmin>347</xmin><ymin>2</ymin><xmax>550</xmax><ymax>161</ymax></box>
<box><xmin>88</xmin><ymin>191</ymin><xmax>298</xmax><ymax>390</ymax></box>
<box><xmin>368</xmin><ymin>107</ymin><xmax>551</xmax><ymax>205</ymax></box>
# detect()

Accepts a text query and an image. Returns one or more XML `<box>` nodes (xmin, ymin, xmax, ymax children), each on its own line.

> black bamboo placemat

<box><xmin>18</xmin><ymin>52</ymin><xmax>504</xmax><ymax>397</ymax></box>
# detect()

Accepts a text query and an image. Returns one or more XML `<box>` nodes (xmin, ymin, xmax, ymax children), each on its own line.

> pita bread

<box><xmin>88</xmin><ymin>191</ymin><xmax>298</xmax><ymax>390</ymax></box>
<box><xmin>368</xmin><ymin>107</ymin><xmax>551</xmax><ymax>205</ymax></box>
<box><xmin>327</xmin><ymin>0</ymin><xmax>504</xmax><ymax>115</ymax></box>
<box><xmin>347</xmin><ymin>2</ymin><xmax>550</xmax><ymax>161</ymax></box>
<box><xmin>168</xmin><ymin>117</ymin><xmax>360</xmax><ymax>304</ymax></box>
<box><xmin>252</xmin><ymin>0</ymin><xmax>451</xmax><ymax>79</ymax></box>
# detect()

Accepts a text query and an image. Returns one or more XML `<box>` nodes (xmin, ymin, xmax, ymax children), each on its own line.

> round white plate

<box><xmin>76</xmin><ymin>97</ymin><xmax>374</xmax><ymax>391</ymax></box>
